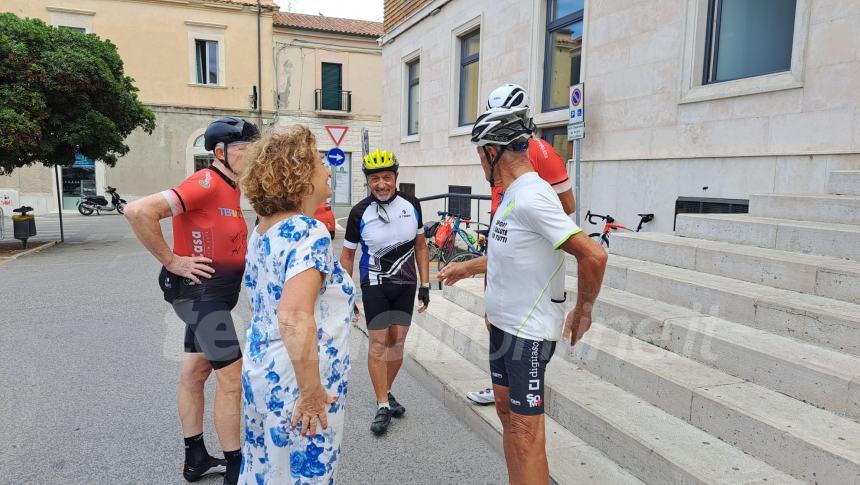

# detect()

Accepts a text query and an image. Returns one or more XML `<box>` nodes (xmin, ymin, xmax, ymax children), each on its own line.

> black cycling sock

<box><xmin>184</xmin><ymin>433</ymin><xmax>208</xmax><ymax>465</ymax></box>
<box><xmin>224</xmin><ymin>449</ymin><xmax>242</xmax><ymax>483</ymax></box>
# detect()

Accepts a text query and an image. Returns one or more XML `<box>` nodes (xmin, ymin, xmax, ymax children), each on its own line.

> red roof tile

<box><xmin>274</xmin><ymin>12</ymin><xmax>383</xmax><ymax>37</ymax></box>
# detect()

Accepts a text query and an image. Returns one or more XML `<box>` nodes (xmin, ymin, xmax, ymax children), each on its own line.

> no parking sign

<box><xmin>569</xmin><ymin>84</ymin><xmax>584</xmax><ymax>124</ymax></box>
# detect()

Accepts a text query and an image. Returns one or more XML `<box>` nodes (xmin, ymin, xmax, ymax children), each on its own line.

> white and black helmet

<box><xmin>471</xmin><ymin>107</ymin><xmax>534</xmax><ymax>147</ymax></box>
<box><xmin>486</xmin><ymin>83</ymin><xmax>530</xmax><ymax>112</ymax></box>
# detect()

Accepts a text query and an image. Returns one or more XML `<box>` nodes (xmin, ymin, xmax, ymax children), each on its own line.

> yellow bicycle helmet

<box><xmin>362</xmin><ymin>149</ymin><xmax>399</xmax><ymax>176</ymax></box>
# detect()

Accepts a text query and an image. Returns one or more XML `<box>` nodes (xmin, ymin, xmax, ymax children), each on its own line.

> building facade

<box><xmin>1</xmin><ymin>1</ymin><xmax>384</xmax><ymax>214</ymax></box>
<box><xmin>272</xmin><ymin>13</ymin><xmax>383</xmax><ymax>207</ymax></box>
<box><xmin>1</xmin><ymin>0</ymin><xmax>278</xmax><ymax>213</ymax></box>
<box><xmin>381</xmin><ymin>0</ymin><xmax>860</xmax><ymax>231</ymax></box>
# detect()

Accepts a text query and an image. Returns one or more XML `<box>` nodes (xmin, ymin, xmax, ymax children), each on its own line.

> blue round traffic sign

<box><xmin>571</xmin><ymin>89</ymin><xmax>582</xmax><ymax>106</ymax></box>
<box><xmin>326</xmin><ymin>148</ymin><xmax>346</xmax><ymax>167</ymax></box>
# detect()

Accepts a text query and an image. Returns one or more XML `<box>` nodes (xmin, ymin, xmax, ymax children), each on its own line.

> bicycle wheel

<box><xmin>427</xmin><ymin>240</ymin><xmax>441</xmax><ymax>262</ymax></box>
<box><xmin>446</xmin><ymin>252</ymin><xmax>480</xmax><ymax>265</ymax></box>
<box><xmin>438</xmin><ymin>232</ymin><xmax>459</xmax><ymax>264</ymax></box>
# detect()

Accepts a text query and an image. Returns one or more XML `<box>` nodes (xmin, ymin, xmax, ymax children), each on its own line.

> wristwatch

<box><xmin>420</xmin><ymin>282</ymin><xmax>431</xmax><ymax>289</ymax></box>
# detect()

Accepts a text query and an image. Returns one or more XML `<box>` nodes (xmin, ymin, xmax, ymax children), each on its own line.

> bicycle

<box><xmin>429</xmin><ymin>211</ymin><xmax>488</xmax><ymax>270</ymax></box>
<box><xmin>585</xmin><ymin>210</ymin><xmax>654</xmax><ymax>249</ymax></box>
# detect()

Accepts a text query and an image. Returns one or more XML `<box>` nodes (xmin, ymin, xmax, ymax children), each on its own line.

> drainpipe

<box><xmin>257</xmin><ymin>0</ymin><xmax>263</xmax><ymax>129</ymax></box>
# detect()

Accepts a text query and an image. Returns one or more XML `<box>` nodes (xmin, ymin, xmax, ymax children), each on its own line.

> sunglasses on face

<box><xmin>376</xmin><ymin>203</ymin><xmax>390</xmax><ymax>224</ymax></box>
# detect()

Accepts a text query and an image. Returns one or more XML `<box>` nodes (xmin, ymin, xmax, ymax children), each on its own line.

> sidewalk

<box><xmin>0</xmin><ymin>213</ymin><xmax>506</xmax><ymax>484</ymax></box>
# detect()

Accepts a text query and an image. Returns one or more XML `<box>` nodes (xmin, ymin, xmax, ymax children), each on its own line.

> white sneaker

<box><xmin>466</xmin><ymin>388</ymin><xmax>495</xmax><ymax>405</ymax></box>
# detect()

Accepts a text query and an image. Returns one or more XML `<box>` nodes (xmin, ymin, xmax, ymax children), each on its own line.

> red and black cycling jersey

<box><xmin>162</xmin><ymin>166</ymin><xmax>247</xmax><ymax>301</ymax></box>
<box><xmin>491</xmin><ymin>138</ymin><xmax>572</xmax><ymax>214</ymax></box>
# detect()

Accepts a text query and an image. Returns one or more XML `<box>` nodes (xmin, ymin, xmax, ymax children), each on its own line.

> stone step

<box><xmin>610</xmin><ymin>232</ymin><xmax>860</xmax><ymax>304</ymax></box>
<box><xmin>674</xmin><ymin>213</ymin><xmax>860</xmax><ymax>261</ymax></box>
<box><xmin>829</xmin><ymin>171</ymin><xmax>860</xmax><ymax>196</ymax></box>
<box><xmin>447</xmin><ymin>278</ymin><xmax>860</xmax><ymax>421</ymax></box>
<box><xmin>415</xmin><ymin>296</ymin><xmax>804</xmax><ymax>485</ymax></box>
<box><xmin>422</xmin><ymin>295</ymin><xmax>860</xmax><ymax>484</ymax></box>
<box><xmin>582</xmin><ymin>254</ymin><xmax>860</xmax><ymax>359</ymax></box>
<box><xmin>383</xmin><ymin>318</ymin><xmax>645</xmax><ymax>485</ymax></box>
<box><xmin>750</xmin><ymin>193</ymin><xmax>860</xmax><ymax>225</ymax></box>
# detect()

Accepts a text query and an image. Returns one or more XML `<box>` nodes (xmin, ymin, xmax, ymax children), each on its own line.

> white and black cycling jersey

<box><xmin>344</xmin><ymin>193</ymin><xmax>424</xmax><ymax>287</ymax></box>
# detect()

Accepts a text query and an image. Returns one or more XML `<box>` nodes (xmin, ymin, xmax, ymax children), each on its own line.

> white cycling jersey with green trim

<box><xmin>486</xmin><ymin>172</ymin><xmax>582</xmax><ymax>342</ymax></box>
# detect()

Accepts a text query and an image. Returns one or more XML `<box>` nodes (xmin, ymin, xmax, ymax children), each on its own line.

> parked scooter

<box><xmin>77</xmin><ymin>186</ymin><xmax>127</xmax><ymax>216</ymax></box>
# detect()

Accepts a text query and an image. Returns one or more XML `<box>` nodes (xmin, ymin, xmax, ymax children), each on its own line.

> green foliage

<box><xmin>0</xmin><ymin>13</ymin><xmax>156</xmax><ymax>175</ymax></box>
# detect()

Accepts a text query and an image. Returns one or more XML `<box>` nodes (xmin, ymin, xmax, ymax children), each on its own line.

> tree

<box><xmin>0</xmin><ymin>13</ymin><xmax>156</xmax><ymax>176</ymax></box>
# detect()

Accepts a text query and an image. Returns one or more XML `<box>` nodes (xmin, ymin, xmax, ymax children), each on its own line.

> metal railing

<box><xmin>418</xmin><ymin>192</ymin><xmax>492</xmax><ymax>229</ymax></box>
<box><xmin>314</xmin><ymin>89</ymin><xmax>352</xmax><ymax>112</ymax></box>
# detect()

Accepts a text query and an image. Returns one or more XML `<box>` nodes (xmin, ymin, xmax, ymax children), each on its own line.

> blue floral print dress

<box><xmin>239</xmin><ymin>215</ymin><xmax>355</xmax><ymax>485</ymax></box>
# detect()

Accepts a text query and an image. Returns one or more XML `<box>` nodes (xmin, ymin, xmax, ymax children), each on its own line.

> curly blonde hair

<box><xmin>240</xmin><ymin>125</ymin><xmax>319</xmax><ymax>217</ymax></box>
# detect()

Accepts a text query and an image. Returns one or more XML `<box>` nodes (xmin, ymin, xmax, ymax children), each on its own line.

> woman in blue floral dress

<box><xmin>238</xmin><ymin>126</ymin><xmax>355</xmax><ymax>485</ymax></box>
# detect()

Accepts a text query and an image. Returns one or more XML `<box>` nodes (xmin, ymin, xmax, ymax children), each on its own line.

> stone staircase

<box><xmin>400</xmin><ymin>170</ymin><xmax>860</xmax><ymax>484</ymax></box>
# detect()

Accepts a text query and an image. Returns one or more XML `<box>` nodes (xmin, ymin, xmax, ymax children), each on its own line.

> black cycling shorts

<box><xmin>489</xmin><ymin>325</ymin><xmax>556</xmax><ymax>416</ymax></box>
<box><xmin>172</xmin><ymin>298</ymin><xmax>242</xmax><ymax>370</ymax></box>
<box><xmin>362</xmin><ymin>283</ymin><xmax>417</xmax><ymax>331</ymax></box>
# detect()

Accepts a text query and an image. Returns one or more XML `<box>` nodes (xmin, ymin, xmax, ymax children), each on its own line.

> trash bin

<box><xmin>12</xmin><ymin>206</ymin><xmax>36</xmax><ymax>248</ymax></box>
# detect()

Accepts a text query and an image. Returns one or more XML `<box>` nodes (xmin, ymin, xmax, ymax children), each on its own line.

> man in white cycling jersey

<box><xmin>460</xmin><ymin>104</ymin><xmax>607</xmax><ymax>484</ymax></box>
<box><xmin>439</xmin><ymin>84</ymin><xmax>576</xmax><ymax>406</ymax></box>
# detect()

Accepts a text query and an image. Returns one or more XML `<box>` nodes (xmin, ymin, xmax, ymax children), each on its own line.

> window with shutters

<box><xmin>448</xmin><ymin>185</ymin><xmax>472</xmax><ymax>220</ymax></box>
<box><xmin>321</xmin><ymin>63</ymin><xmax>343</xmax><ymax>111</ymax></box>
<box><xmin>399</xmin><ymin>183</ymin><xmax>416</xmax><ymax>197</ymax></box>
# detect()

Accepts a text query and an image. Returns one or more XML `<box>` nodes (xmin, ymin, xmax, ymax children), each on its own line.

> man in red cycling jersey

<box><xmin>437</xmin><ymin>84</ymin><xmax>575</xmax><ymax>405</ymax></box>
<box><xmin>125</xmin><ymin>117</ymin><xmax>258</xmax><ymax>485</ymax></box>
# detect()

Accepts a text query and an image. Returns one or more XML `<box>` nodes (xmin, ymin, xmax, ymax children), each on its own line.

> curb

<box><xmin>0</xmin><ymin>240</ymin><xmax>58</xmax><ymax>266</ymax></box>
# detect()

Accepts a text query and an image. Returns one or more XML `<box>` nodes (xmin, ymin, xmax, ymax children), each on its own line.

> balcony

<box><xmin>314</xmin><ymin>89</ymin><xmax>352</xmax><ymax>113</ymax></box>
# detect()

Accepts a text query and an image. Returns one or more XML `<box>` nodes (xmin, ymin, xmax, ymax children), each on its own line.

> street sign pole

<box><xmin>54</xmin><ymin>165</ymin><xmax>65</xmax><ymax>243</ymax></box>
<box><xmin>567</xmin><ymin>83</ymin><xmax>585</xmax><ymax>226</ymax></box>
<box><xmin>574</xmin><ymin>139</ymin><xmax>581</xmax><ymax>227</ymax></box>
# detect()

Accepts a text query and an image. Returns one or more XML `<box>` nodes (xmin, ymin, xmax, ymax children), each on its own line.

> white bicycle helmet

<box><xmin>470</xmin><ymin>107</ymin><xmax>534</xmax><ymax>147</ymax></box>
<box><xmin>471</xmin><ymin>107</ymin><xmax>534</xmax><ymax>188</ymax></box>
<box><xmin>486</xmin><ymin>83</ymin><xmax>530</xmax><ymax>112</ymax></box>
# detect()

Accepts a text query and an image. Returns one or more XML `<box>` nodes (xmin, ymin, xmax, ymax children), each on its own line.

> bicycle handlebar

<box><xmin>586</xmin><ymin>210</ymin><xmax>612</xmax><ymax>224</ymax></box>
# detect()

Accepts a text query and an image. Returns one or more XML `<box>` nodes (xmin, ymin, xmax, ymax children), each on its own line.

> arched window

<box><xmin>192</xmin><ymin>134</ymin><xmax>214</xmax><ymax>172</ymax></box>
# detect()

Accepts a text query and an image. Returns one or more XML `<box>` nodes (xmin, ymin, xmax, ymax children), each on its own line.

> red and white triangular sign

<box><xmin>325</xmin><ymin>126</ymin><xmax>349</xmax><ymax>147</ymax></box>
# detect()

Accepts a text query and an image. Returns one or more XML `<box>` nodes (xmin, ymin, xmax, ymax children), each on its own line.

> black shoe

<box><xmin>183</xmin><ymin>455</ymin><xmax>227</xmax><ymax>482</ymax></box>
<box><xmin>388</xmin><ymin>392</ymin><xmax>406</xmax><ymax>418</ymax></box>
<box><xmin>371</xmin><ymin>407</ymin><xmax>393</xmax><ymax>436</ymax></box>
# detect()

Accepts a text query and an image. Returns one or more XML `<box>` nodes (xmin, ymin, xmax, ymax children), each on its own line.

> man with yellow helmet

<box><xmin>340</xmin><ymin>149</ymin><xmax>431</xmax><ymax>436</ymax></box>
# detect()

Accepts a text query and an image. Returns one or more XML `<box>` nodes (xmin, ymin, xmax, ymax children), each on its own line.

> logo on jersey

<box><xmin>398</xmin><ymin>209</ymin><xmax>412</xmax><ymax>220</ymax></box>
<box><xmin>198</xmin><ymin>171</ymin><xmax>212</xmax><ymax>189</ymax></box>
<box><xmin>526</xmin><ymin>394</ymin><xmax>543</xmax><ymax>408</ymax></box>
<box><xmin>491</xmin><ymin>220</ymin><xmax>508</xmax><ymax>244</ymax></box>
<box><xmin>191</xmin><ymin>230</ymin><xmax>206</xmax><ymax>256</ymax></box>
<box><xmin>218</xmin><ymin>208</ymin><xmax>241</xmax><ymax>218</ymax></box>
<box><xmin>537</xmin><ymin>139</ymin><xmax>549</xmax><ymax>159</ymax></box>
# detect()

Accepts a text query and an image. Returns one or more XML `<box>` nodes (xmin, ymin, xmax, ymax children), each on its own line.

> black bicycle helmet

<box><xmin>204</xmin><ymin>117</ymin><xmax>259</xmax><ymax>151</ymax></box>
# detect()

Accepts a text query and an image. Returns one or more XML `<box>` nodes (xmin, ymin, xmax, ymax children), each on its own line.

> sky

<box><xmin>273</xmin><ymin>0</ymin><xmax>384</xmax><ymax>22</ymax></box>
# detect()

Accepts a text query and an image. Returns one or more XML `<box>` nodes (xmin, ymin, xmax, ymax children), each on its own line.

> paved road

<box><xmin>0</xmin><ymin>213</ymin><xmax>506</xmax><ymax>484</ymax></box>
